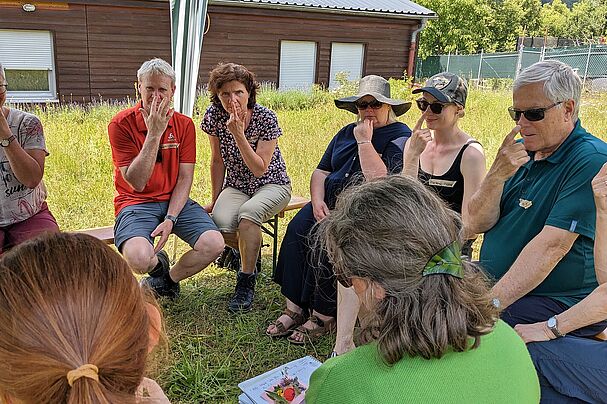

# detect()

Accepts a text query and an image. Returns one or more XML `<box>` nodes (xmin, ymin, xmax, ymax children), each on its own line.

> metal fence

<box><xmin>416</xmin><ymin>44</ymin><xmax>607</xmax><ymax>90</ymax></box>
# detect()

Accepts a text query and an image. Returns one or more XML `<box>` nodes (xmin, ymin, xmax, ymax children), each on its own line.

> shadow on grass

<box><xmin>154</xmin><ymin>262</ymin><xmax>333</xmax><ymax>404</ymax></box>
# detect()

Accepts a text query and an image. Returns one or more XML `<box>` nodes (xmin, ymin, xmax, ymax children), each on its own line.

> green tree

<box><xmin>416</xmin><ymin>0</ymin><xmax>495</xmax><ymax>57</ymax></box>
<box><xmin>540</xmin><ymin>0</ymin><xmax>572</xmax><ymax>37</ymax></box>
<box><xmin>568</xmin><ymin>0</ymin><xmax>607</xmax><ymax>40</ymax></box>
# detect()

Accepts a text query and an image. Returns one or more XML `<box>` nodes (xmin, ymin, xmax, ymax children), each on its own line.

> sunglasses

<box><xmin>355</xmin><ymin>100</ymin><xmax>383</xmax><ymax>110</ymax></box>
<box><xmin>416</xmin><ymin>99</ymin><xmax>448</xmax><ymax>114</ymax></box>
<box><xmin>0</xmin><ymin>84</ymin><xmax>7</xmax><ymax>94</ymax></box>
<box><xmin>508</xmin><ymin>102</ymin><xmax>562</xmax><ymax>122</ymax></box>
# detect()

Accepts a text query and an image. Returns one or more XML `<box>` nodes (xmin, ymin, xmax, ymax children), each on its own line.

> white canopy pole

<box><xmin>170</xmin><ymin>0</ymin><xmax>209</xmax><ymax>117</ymax></box>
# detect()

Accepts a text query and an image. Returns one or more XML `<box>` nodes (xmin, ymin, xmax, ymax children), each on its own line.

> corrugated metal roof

<box><xmin>213</xmin><ymin>0</ymin><xmax>436</xmax><ymax>17</ymax></box>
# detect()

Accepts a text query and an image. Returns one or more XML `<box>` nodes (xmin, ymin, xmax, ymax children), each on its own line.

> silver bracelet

<box><xmin>357</xmin><ymin>140</ymin><xmax>372</xmax><ymax>145</ymax></box>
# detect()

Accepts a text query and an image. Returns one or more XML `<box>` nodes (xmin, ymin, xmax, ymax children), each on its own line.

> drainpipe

<box><xmin>407</xmin><ymin>18</ymin><xmax>427</xmax><ymax>79</ymax></box>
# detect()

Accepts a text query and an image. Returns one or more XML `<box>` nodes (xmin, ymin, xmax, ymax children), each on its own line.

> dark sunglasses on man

<box><xmin>0</xmin><ymin>83</ymin><xmax>7</xmax><ymax>94</ymax></box>
<box><xmin>355</xmin><ymin>99</ymin><xmax>383</xmax><ymax>110</ymax></box>
<box><xmin>508</xmin><ymin>101</ymin><xmax>563</xmax><ymax>122</ymax></box>
<box><xmin>416</xmin><ymin>99</ymin><xmax>449</xmax><ymax>114</ymax></box>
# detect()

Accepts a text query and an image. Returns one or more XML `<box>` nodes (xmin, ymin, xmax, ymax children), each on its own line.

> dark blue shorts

<box><xmin>114</xmin><ymin>199</ymin><xmax>218</xmax><ymax>252</ymax></box>
<box><xmin>527</xmin><ymin>336</ymin><xmax>607</xmax><ymax>403</ymax></box>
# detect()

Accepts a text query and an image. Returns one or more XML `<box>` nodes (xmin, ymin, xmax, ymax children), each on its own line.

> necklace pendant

<box><xmin>519</xmin><ymin>198</ymin><xmax>533</xmax><ymax>209</ymax></box>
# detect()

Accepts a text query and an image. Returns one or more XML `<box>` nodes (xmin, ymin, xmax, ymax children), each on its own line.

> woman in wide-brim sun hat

<box><xmin>267</xmin><ymin>74</ymin><xmax>412</xmax><ymax>346</ymax></box>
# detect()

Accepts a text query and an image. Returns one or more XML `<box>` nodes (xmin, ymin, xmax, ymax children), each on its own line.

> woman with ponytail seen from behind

<box><xmin>0</xmin><ymin>232</ymin><xmax>168</xmax><ymax>403</ymax></box>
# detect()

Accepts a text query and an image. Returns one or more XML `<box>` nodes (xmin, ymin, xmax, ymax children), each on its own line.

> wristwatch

<box><xmin>0</xmin><ymin>135</ymin><xmax>16</xmax><ymax>147</ymax></box>
<box><xmin>165</xmin><ymin>214</ymin><xmax>177</xmax><ymax>225</ymax></box>
<box><xmin>547</xmin><ymin>316</ymin><xmax>564</xmax><ymax>338</ymax></box>
<box><xmin>491</xmin><ymin>297</ymin><xmax>501</xmax><ymax>309</ymax></box>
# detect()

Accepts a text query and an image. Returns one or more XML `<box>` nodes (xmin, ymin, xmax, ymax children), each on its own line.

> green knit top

<box><xmin>305</xmin><ymin>320</ymin><xmax>539</xmax><ymax>404</ymax></box>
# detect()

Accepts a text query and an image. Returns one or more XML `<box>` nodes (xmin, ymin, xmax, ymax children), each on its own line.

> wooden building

<box><xmin>0</xmin><ymin>0</ymin><xmax>435</xmax><ymax>102</ymax></box>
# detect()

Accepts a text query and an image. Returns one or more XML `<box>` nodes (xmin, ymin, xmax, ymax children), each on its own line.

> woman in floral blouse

<box><xmin>201</xmin><ymin>63</ymin><xmax>291</xmax><ymax>313</ymax></box>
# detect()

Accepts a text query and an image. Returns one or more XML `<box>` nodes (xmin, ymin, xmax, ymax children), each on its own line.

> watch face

<box><xmin>547</xmin><ymin>317</ymin><xmax>557</xmax><ymax>328</ymax></box>
<box><xmin>491</xmin><ymin>298</ymin><xmax>501</xmax><ymax>309</ymax></box>
<box><xmin>0</xmin><ymin>139</ymin><xmax>8</xmax><ymax>147</ymax></box>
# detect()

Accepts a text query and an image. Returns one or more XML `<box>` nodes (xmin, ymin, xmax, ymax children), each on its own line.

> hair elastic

<box><xmin>67</xmin><ymin>364</ymin><xmax>99</xmax><ymax>387</ymax></box>
<box><xmin>422</xmin><ymin>240</ymin><xmax>464</xmax><ymax>278</ymax></box>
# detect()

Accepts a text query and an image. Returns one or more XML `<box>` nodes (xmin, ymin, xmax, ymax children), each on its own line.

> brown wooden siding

<box><xmin>0</xmin><ymin>1</ymin><xmax>420</xmax><ymax>101</ymax></box>
<box><xmin>85</xmin><ymin>4</ymin><xmax>171</xmax><ymax>100</ymax></box>
<box><xmin>201</xmin><ymin>5</ymin><xmax>417</xmax><ymax>88</ymax></box>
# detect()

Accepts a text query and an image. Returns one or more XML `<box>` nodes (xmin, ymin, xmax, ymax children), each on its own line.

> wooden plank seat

<box><xmin>74</xmin><ymin>196</ymin><xmax>310</xmax><ymax>273</ymax></box>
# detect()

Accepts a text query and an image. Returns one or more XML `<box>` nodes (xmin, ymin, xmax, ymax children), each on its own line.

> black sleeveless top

<box><xmin>418</xmin><ymin>141</ymin><xmax>480</xmax><ymax>214</ymax></box>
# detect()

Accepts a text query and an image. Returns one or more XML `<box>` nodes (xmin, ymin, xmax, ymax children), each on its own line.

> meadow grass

<box><xmin>21</xmin><ymin>85</ymin><xmax>607</xmax><ymax>403</ymax></box>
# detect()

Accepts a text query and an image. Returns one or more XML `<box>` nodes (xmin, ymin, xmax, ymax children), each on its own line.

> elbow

<box><xmin>252</xmin><ymin>169</ymin><xmax>267</xmax><ymax>178</ymax></box>
<box><xmin>251</xmin><ymin>164</ymin><xmax>270</xmax><ymax>179</ymax></box>
<box><xmin>128</xmin><ymin>179</ymin><xmax>145</xmax><ymax>193</ymax></box>
<box><xmin>545</xmin><ymin>238</ymin><xmax>572</xmax><ymax>261</ymax></box>
<box><xmin>595</xmin><ymin>284</ymin><xmax>607</xmax><ymax>303</ymax></box>
<box><xmin>24</xmin><ymin>178</ymin><xmax>42</xmax><ymax>189</ymax></box>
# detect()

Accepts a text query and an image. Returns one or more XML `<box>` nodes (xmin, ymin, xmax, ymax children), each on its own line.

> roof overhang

<box><xmin>210</xmin><ymin>0</ymin><xmax>437</xmax><ymax>20</ymax></box>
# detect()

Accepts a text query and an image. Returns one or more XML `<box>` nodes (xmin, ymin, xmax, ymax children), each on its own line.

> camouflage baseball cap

<box><xmin>413</xmin><ymin>72</ymin><xmax>468</xmax><ymax>107</ymax></box>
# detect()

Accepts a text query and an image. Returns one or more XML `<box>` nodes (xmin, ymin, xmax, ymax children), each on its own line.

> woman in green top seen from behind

<box><xmin>307</xmin><ymin>175</ymin><xmax>539</xmax><ymax>404</ymax></box>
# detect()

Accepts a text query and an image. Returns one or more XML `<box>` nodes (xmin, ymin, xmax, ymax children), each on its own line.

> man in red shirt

<box><xmin>108</xmin><ymin>58</ymin><xmax>224</xmax><ymax>298</ymax></box>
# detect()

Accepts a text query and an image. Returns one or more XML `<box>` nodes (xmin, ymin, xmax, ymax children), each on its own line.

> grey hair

<box><xmin>317</xmin><ymin>175</ymin><xmax>498</xmax><ymax>364</ymax></box>
<box><xmin>137</xmin><ymin>58</ymin><xmax>176</xmax><ymax>85</ymax></box>
<box><xmin>0</xmin><ymin>63</ymin><xmax>5</xmax><ymax>82</ymax></box>
<box><xmin>514</xmin><ymin>60</ymin><xmax>582</xmax><ymax>119</ymax></box>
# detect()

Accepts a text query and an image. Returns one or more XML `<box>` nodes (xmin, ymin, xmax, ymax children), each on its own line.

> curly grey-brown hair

<box><xmin>318</xmin><ymin>175</ymin><xmax>498</xmax><ymax>364</ymax></box>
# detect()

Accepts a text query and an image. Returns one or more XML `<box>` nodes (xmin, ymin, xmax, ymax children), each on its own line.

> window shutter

<box><xmin>279</xmin><ymin>41</ymin><xmax>316</xmax><ymax>91</ymax></box>
<box><xmin>329</xmin><ymin>43</ymin><xmax>365</xmax><ymax>89</ymax></box>
<box><xmin>0</xmin><ymin>30</ymin><xmax>54</xmax><ymax>70</ymax></box>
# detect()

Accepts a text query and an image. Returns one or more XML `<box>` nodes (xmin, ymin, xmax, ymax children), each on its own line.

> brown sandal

<box><xmin>265</xmin><ymin>308</ymin><xmax>306</xmax><ymax>338</ymax></box>
<box><xmin>287</xmin><ymin>315</ymin><xmax>336</xmax><ymax>345</ymax></box>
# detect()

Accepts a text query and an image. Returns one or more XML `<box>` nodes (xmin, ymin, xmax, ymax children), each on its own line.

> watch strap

<box><xmin>165</xmin><ymin>214</ymin><xmax>177</xmax><ymax>225</ymax></box>
<box><xmin>547</xmin><ymin>316</ymin><xmax>564</xmax><ymax>338</ymax></box>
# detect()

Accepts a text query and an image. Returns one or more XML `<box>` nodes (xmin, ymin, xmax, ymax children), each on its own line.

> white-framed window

<box><xmin>279</xmin><ymin>40</ymin><xmax>316</xmax><ymax>91</ymax></box>
<box><xmin>329</xmin><ymin>42</ymin><xmax>365</xmax><ymax>89</ymax></box>
<box><xmin>0</xmin><ymin>29</ymin><xmax>57</xmax><ymax>102</ymax></box>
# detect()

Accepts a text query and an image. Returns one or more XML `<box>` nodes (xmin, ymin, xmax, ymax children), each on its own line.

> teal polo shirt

<box><xmin>480</xmin><ymin>120</ymin><xmax>607</xmax><ymax>307</ymax></box>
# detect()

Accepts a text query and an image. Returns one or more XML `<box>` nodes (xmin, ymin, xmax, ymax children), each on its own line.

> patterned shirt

<box><xmin>0</xmin><ymin>109</ymin><xmax>49</xmax><ymax>226</ymax></box>
<box><xmin>201</xmin><ymin>103</ymin><xmax>290</xmax><ymax>196</ymax></box>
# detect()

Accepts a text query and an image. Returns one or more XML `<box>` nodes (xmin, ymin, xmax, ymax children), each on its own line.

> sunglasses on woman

<box><xmin>416</xmin><ymin>99</ymin><xmax>448</xmax><ymax>114</ymax></box>
<box><xmin>355</xmin><ymin>100</ymin><xmax>383</xmax><ymax>110</ymax></box>
<box><xmin>508</xmin><ymin>102</ymin><xmax>562</xmax><ymax>122</ymax></box>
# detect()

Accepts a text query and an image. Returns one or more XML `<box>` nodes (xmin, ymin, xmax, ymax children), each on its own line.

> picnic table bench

<box><xmin>75</xmin><ymin>195</ymin><xmax>310</xmax><ymax>274</ymax></box>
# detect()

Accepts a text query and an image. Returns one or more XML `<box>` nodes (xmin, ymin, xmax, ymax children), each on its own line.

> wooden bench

<box><xmin>75</xmin><ymin>195</ymin><xmax>310</xmax><ymax>274</ymax></box>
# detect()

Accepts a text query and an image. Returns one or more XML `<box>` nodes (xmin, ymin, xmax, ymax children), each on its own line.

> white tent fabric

<box><xmin>170</xmin><ymin>0</ymin><xmax>209</xmax><ymax>117</ymax></box>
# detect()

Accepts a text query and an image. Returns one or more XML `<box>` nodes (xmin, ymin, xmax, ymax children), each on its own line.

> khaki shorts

<box><xmin>211</xmin><ymin>184</ymin><xmax>292</xmax><ymax>232</ymax></box>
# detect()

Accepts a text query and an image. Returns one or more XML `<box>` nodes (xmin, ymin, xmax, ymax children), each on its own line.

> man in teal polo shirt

<box><xmin>468</xmin><ymin>60</ymin><xmax>607</xmax><ymax>338</ymax></box>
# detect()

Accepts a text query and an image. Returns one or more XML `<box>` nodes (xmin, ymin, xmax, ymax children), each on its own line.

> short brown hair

<box><xmin>207</xmin><ymin>62</ymin><xmax>259</xmax><ymax>110</ymax></box>
<box><xmin>318</xmin><ymin>176</ymin><xmax>498</xmax><ymax>364</ymax></box>
<box><xmin>0</xmin><ymin>233</ymin><xmax>152</xmax><ymax>403</ymax></box>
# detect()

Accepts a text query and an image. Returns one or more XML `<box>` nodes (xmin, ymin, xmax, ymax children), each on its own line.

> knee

<box><xmin>194</xmin><ymin>230</ymin><xmax>225</xmax><ymax>258</ymax></box>
<box><xmin>238</xmin><ymin>217</ymin><xmax>260</xmax><ymax>233</ymax></box>
<box><xmin>122</xmin><ymin>246</ymin><xmax>155</xmax><ymax>274</ymax></box>
<box><xmin>212</xmin><ymin>205</ymin><xmax>237</xmax><ymax>232</ymax></box>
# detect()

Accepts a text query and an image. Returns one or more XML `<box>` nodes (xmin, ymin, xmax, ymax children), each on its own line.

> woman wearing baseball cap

<box><xmin>405</xmin><ymin>72</ymin><xmax>486</xmax><ymax>254</ymax></box>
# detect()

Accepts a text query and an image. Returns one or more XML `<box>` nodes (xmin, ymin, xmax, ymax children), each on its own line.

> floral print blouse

<box><xmin>201</xmin><ymin>103</ymin><xmax>290</xmax><ymax>196</ymax></box>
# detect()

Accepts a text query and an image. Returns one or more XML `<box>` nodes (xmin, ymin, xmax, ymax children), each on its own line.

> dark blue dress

<box><xmin>273</xmin><ymin>122</ymin><xmax>411</xmax><ymax>316</ymax></box>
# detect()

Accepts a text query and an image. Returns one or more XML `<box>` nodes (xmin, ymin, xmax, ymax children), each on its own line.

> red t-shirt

<box><xmin>108</xmin><ymin>101</ymin><xmax>196</xmax><ymax>216</ymax></box>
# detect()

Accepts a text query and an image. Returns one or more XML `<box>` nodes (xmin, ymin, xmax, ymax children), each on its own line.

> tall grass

<box><xmin>17</xmin><ymin>84</ymin><xmax>607</xmax><ymax>403</ymax></box>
